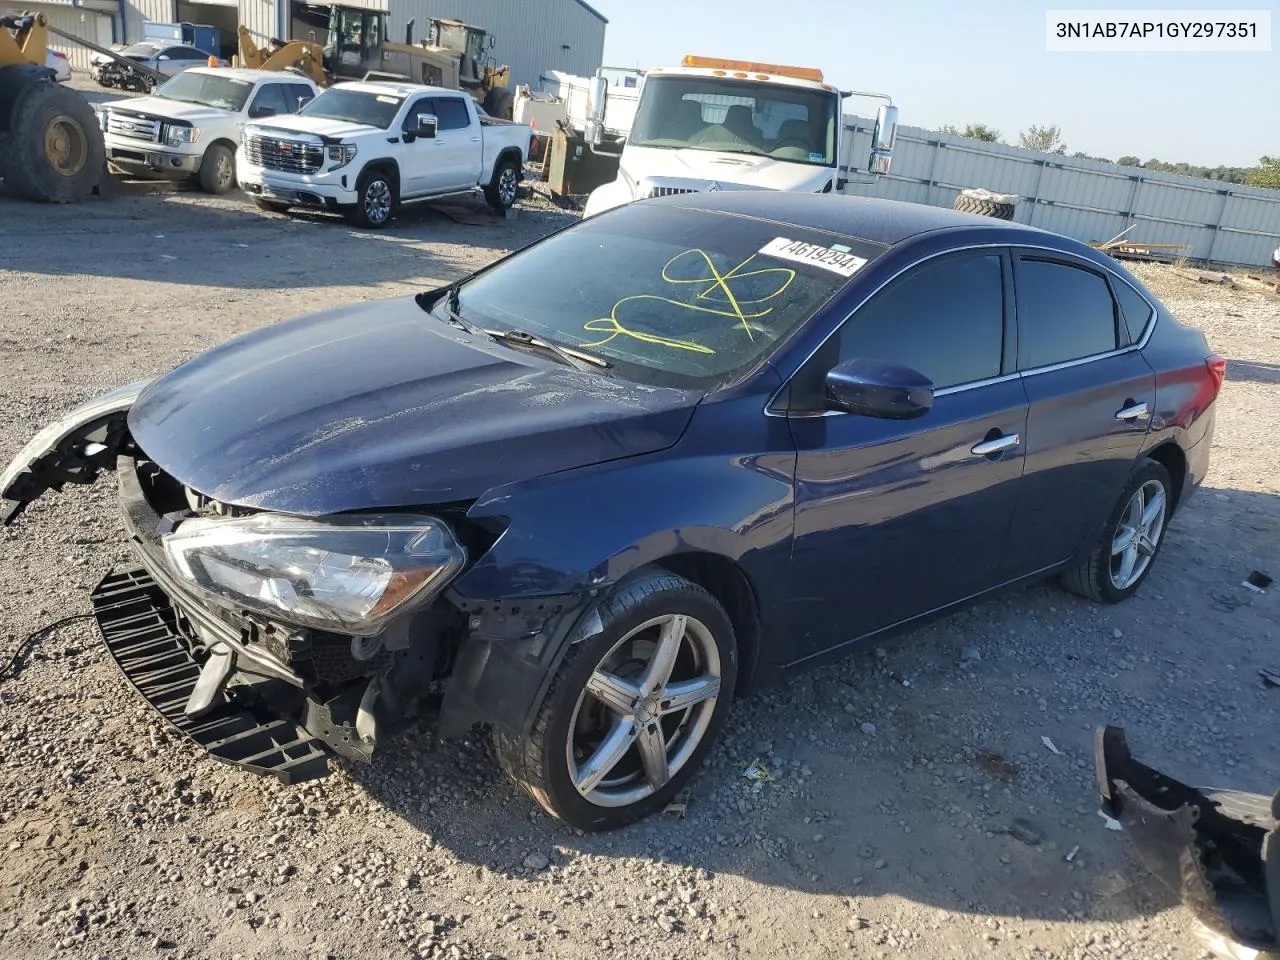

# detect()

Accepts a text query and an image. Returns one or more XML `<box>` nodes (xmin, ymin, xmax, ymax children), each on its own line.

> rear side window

<box><xmin>1112</xmin><ymin>279</ymin><xmax>1154</xmax><ymax>343</ymax></box>
<box><xmin>249</xmin><ymin>83</ymin><xmax>290</xmax><ymax>117</ymax></box>
<box><xmin>432</xmin><ymin>97</ymin><xmax>470</xmax><ymax>131</ymax></box>
<box><xmin>1015</xmin><ymin>258</ymin><xmax>1118</xmax><ymax>369</ymax></box>
<box><xmin>286</xmin><ymin>84</ymin><xmax>315</xmax><ymax>113</ymax></box>
<box><xmin>837</xmin><ymin>254</ymin><xmax>1005</xmax><ymax>389</ymax></box>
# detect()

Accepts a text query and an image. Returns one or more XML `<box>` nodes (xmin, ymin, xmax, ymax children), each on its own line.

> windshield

<box><xmin>300</xmin><ymin>88</ymin><xmax>404</xmax><ymax>129</ymax></box>
<box><xmin>628</xmin><ymin>75</ymin><xmax>840</xmax><ymax>165</ymax></box>
<box><xmin>448</xmin><ymin>204</ymin><xmax>884</xmax><ymax>387</ymax></box>
<box><xmin>154</xmin><ymin>72</ymin><xmax>253</xmax><ymax>111</ymax></box>
<box><xmin>121</xmin><ymin>42</ymin><xmax>162</xmax><ymax>59</ymax></box>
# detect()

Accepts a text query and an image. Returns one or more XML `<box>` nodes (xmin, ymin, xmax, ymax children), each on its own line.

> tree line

<box><xmin>936</xmin><ymin>123</ymin><xmax>1276</xmax><ymax>188</ymax></box>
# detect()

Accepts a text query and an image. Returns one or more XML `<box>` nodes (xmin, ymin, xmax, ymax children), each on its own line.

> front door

<box><xmin>999</xmin><ymin>251</ymin><xmax>1156</xmax><ymax>576</ymax></box>
<box><xmin>785</xmin><ymin>250</ymin><xmax>1028</xmax><ymax>662</ymax></box>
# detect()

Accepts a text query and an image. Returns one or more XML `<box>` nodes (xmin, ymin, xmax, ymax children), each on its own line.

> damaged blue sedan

<box><xmin>0</xmin><ymin>193</ymin><xmax>1223</xmax><ymax>830</ymax></box>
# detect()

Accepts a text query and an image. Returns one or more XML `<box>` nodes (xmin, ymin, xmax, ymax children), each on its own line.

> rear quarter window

<box><xmin>1111</xmin><ymin>278</ymin><xmax>1155</xmax><ymax>344</ymax></box>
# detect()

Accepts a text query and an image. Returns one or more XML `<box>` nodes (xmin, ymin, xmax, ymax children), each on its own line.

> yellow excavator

<box><xmin>1</xmin><ymin>11</ymin><xmax>170</xmax><ymax>203</ymax></box>
<box><xmin>237</xmin><ymin>4</ymin><xmax>514</xmax><ymax>118</ymax></box>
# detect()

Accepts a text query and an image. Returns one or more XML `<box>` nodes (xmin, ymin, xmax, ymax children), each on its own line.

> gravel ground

<box><xmin>0</xmin><ymin>188</ymin><xmax>1278</xmax><ymax>960</ymax></box>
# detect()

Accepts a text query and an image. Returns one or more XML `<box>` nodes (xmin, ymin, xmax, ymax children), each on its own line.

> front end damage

<box><xmin>1096</xmin><ymin>725</ymin><xmax>1280</xmax><ymax>952</ymax></box>
<box><xmin>3</xmin><ymin>391</ymin><xmax>597</xmax><ymax>786</ymax></box>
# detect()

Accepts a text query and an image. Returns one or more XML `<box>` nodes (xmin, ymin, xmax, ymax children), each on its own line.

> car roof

<box><xmin>186</xmin><ymin>67</ymin><xmax>301</xmax><ymax>83</ymax></box>
<box><xmin>658</xmin><ymin>191</ymin><xmax>1057</xmax><ymax>248</ymax></box>
<box><xmin>328</xmin><ymin>80</ymin><xmax>470</xmax><ymax>98</ymax></box>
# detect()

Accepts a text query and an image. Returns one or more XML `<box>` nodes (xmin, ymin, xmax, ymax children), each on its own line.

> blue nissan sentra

<box><xmin>0</xmin><ymin>193</ymin><xmax>1222</xmax><ymax>830</ymax></box>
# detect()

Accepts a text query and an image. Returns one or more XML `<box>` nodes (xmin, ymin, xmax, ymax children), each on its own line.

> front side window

<box><xmin>628</xmin><ymin>75</ymin><xmax>839</xmax><ymax>165</ymax></box>
<box><xmin>301</xmin><ymin>88</ymin><xmax>405</xmax><ymax>129</ymax></box>
<box><xmin>1015</xmin><ymin>258</ymin><xmax>1118</xmax><ymax>369</ymax></box>
<box><xmin>153</xmin><ymin>72</ymin><xmax>254</xmax><ymax>111</ymax></box>
<box><xmin>446</xmin><ymin>204</ymin><xmax>886</xmax><ymax>388</ymax></box>
<box><xmin>836</xmin><ymin>254</ymin><xmax>1005</xmax><ymax>389</ymax></box>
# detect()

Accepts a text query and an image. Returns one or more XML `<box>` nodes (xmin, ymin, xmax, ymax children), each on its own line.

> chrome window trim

<box><xmin>764</xmin><ymin>240</ymin><xmax>1160</xmax><ymax>419</ymax></box>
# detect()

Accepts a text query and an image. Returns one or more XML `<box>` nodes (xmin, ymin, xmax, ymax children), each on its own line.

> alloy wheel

<box><xmin>566</xmin><ymin>613</ymin><xmax>721</xmax><ymax>808</ymax></box>
<box><xmin>498</xmin><ymin>167</ymin><xmax>517</xmax><ymax>206</ymax></box>
<box><xmin>364</xmin><ymin>179</ymin><xmax>392</xmax><ymax>224</ymax></box>
<box><xmin>1109</xmin><ymin>479</ymin><xmax>1167</xmax><ymax>590</ymax></box>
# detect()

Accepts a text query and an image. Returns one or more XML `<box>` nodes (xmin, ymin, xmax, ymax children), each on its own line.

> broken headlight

<box><xmin>162</xmin><ymin>514</ymin><xmax>465</xmax><ymax>635</ymax></box>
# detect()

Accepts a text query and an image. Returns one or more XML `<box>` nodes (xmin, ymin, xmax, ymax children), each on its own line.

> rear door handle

<box><xmin>971</xmin><ymin>433</ymin><xmax>1021</xmax><ymax>457</ymax></box>
<box><xmin>1115</xmin><ymin>401</ymin><xmax>1149</xmax><ymax>421</ymax></box>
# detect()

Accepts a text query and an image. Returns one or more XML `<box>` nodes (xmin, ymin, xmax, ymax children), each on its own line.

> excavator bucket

<box><xmin>1</xmin><ymin>15</ymin><xmax>105</xmax><ymax>203</ymax></box>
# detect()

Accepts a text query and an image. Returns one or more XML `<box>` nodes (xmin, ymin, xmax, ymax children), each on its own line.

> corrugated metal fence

<box><xmin>838</xmin><ymin>116</ymin><xmax>1280</xmax><ymax>268</ymax></box>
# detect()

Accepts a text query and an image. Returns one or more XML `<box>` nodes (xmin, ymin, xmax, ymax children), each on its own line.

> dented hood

<box><xmin>127</xmin><ymin>297</ymin><xmax>700</xmax><ymax>514</ymax></box>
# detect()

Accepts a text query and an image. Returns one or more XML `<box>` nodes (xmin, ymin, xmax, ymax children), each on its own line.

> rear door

<box><xmin>785</xmin><ymin>249</ymin><xmax>1029</xmax><ymax>660</ymax></box>
<box><xmin>999</xmin><ymin>250</ymin><xmax>1155</xmax><ymax>577</ymax></box>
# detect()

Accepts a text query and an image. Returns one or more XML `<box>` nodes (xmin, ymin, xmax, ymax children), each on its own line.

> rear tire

<box><xmin>197</xmin><ymin>142</ymin><xmax>236</xmax><ymax>195</ymax></box>
<box><xmin>253</xmin><ymin>198</ymin><xmax>291</xmax><ymax>213</ymax></box>
<box><xmin>2</xmin><ymin>79</ymin><xmax>104</xmax><ymax>203</ymax></box>
<box><xmin>483</xmin><ymin>157</ymin><xmax>520</xmax><ymax>214</ymax></box>
<box><xmin>1060</xmin><ymin>458</ymin><xmax>1173</xmax><ymax>604</ymax></box>
<box><xmin>494</xmin><ymin>571</ymin><xmax>738</xmax><ymax>831</ymax></box>
<box><xmin>483</xmin><ymin>87</ymin><xmax>515</xmax><ymax>121</ymax></box>
<box><xmin>343</xmin><ymin>167</ymin><xmax>397</xmax><ymax>228</ymax></box>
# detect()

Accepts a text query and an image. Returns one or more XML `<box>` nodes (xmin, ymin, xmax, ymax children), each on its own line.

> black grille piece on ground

<box><xmin>91</xmin><ymin>567</ymin><xmax>331</xmax><ymax>785</ymax></box>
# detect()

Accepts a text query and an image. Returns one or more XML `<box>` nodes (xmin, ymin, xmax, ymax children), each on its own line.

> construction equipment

<box><xmin>236</xmin><ymin>5</ymin><xmax>514</xmax><ymax>118</ymax></box>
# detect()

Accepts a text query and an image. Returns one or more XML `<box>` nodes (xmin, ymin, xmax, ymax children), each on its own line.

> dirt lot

<box><xmin>0</xmin><ymin>187</ymin><xmax>1278</xmax><ymax>960</ymax></box>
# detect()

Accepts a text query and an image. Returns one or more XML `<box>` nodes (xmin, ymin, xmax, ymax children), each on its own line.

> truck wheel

<box><xmin>953</xmin><ymin>192</ymin><xmax>1015</xmax><ymax>221</ymax></box>
<box><xmin>483</xmin><ymin>87</ymin><xmax>515</xmax><ymax>121</ymax></box>
<box><xmin>2</xmin><ymin>79</ymin><xmax>104</xmax><ymax>203</ymax></box>
<box><xmin>484</xmin><ymin>157</ymin><xmax>520</xmax><ymax>214</ymax></box>
<box><xmin>253</xmin><ymin>198</ymin><xmax>291</xmax><ymax>213</ymax></box>
<box><xmin>494</xmin><ymin>571</ymin><xmax>738</xmax><ymax>831</ymax></box>
<box><xmin>197</xmin><ymin>143</ymin><xmax>236</xmax><ymax>195</ymax></box>
<box><xmin>344</xmin><ymin>168</ymin><xmax>397</xmax><ymax>228</ymax></box>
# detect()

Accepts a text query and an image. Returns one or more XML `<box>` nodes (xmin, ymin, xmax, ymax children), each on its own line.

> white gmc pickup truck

<box><xmin>99</xmin><ymin>68</ymin><xmax>319</xmax><ymax>194</ymax></box>
<box><xmin>237</xmin><ymin>81</ymin><xmax>531</xmax><ymax>228</ymax></box>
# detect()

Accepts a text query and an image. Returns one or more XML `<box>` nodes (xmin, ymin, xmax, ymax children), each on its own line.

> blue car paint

<box><xmin>119</xmin><ymin>194</ymin><xmax>1218</xmax><ymax>736</ymax></box>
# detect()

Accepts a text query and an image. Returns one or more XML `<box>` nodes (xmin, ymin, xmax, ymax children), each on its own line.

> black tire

<box><xmin>2</xmin><ymin>79</ymin><xmax>104</xmax><ymax>203</ymax></box>
<box><xmin>1060</xmin><ymin>458</ymin><xmax>1173</xmax><ymax>604</ymax></box>
<box><xmin>483</xmin><ymin>87</ymin><xmax>515</xmax><ymax>121</ymax></box>
<box><xmin>253</xmin><ymin>198</ymin><xmax>290</xmax><ymax>213</ymax></box>
<box><xmin>494</xmin><ymin>571</ymin><xmax>739</xmax><ymax>831</ymax></box>
<box><xmin>953</xmin><ymin>194</ymin><xmax>1015</xmax><ymax>221</ymax></box>
<box><xmin>343</xmin><ymin>167</ymin><xmax>397</xmax><ymax>228</ymax></box>
<box><xmin>197</xmin><ymin>142</ymin><xmax>236</xmax><ymax>195</ymax></box>
<box><xmin>483</xmin><ymin>156</ymin><xmax>520</xmax><ymax>214</ymax></box>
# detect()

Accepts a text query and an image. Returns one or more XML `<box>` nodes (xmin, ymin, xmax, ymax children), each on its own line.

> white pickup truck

<box><xmin>98</xmin><ymin>68</ymin><xmax>319</xmax><ymax>194</ymax></box>
<box><xmin>236</xmin><ymin>81</ymin><xmax>531</xmax><ymax>228</ymax></box>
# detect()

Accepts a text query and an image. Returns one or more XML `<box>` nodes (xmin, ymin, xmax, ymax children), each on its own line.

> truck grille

<box><xmin>107</xmin><ymin>112</ymin><xmax>162</xmax><ymax>143</ymax></box>
<box><xmin>243</xmin><ymin>134</ymin><xmax>324</xmax><ymax>174</ymax></box>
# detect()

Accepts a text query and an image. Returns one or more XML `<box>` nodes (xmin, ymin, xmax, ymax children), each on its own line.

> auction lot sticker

<box><xmin>759</xmin><ymin>237</ymin><xmax>868</xmax><ymax>277</ymax></box>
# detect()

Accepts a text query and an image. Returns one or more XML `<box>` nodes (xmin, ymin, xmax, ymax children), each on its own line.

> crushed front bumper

<box><xmin>92</xmin><ymin>567</ymin><xmax>330</xmax><ymax>783</ymax></box>
<box><xmin>1096</xmin><ymin>725</ymin><xmax>1280</xmax><ymax>951</ymax></box>
<box><xmin>105</xmin><ymin>143</ymin><xmax>201</xmax><ymax>177</ymax></box>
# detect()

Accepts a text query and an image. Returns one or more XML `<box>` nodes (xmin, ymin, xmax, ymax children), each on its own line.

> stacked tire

<box><xmin>953</xmin><ymin>187</ymin><xmax>1017</xmax><ymax>221</ymax></box>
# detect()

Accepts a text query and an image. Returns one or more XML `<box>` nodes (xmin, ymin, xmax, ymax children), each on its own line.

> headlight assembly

<box><xmin>166</xmin><ymin>125</ymin><xmax>200</xmax><ymax>147</ymax></box>
<box><xmin>328</xmin><ymin>143</ymin><xmax>357</xmax><ymax>170</ymax></box>
<box><xmin>162</xmin><ymin>514</ymin><xmax>465</xmax><ymax>635</ymax></box>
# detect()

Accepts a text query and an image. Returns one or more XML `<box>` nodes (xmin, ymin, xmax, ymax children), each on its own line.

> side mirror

<box><xmin>158</xmin><ymin>54</ymin><xmax>171</xmax><ymax>61</ymax></box>
<box><xmin>416</xmin><ymin>114</ymin><xmax>437</xmax><ymax>139</ymax></box>
<box><xmin>825</xmin><ymin>357</ymin><xmax>933</xmax><ymax>420</ymax></box>
<box><xmin>868</xmin><ymin>103</ymin><xmax>898</xmax><ymax>175</ymax></box>
<box><xmin>585</xmin><ymin>73</ymin><xmax>607</xmax><ymax>146</ymax></box>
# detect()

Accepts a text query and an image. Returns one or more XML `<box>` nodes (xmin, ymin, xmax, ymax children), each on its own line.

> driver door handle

<box><xmin>1115</xmin><ymin>401</ymin><xmax>1149</xmax><ymax>421</ymax></box>
<box><xmin>971</xmin><ymin>433</ymin><xmax>1021</xmax><ymax>457</ymax></box>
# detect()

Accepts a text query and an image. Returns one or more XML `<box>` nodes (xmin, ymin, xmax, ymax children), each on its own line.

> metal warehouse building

<box><xmin>31</xmin><ymin>0</ymin><xmax>607</xmax><ymax>87</ymax></box>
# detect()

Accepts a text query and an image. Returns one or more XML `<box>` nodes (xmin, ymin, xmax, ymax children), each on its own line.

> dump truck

<box><xmin>1</xmin><ymin>11</ymin><xmax>170</xmax><ymax>202</ymax></box>
<box><xmin>236</xmin><ymin>4</ymin><xmax>515</xmax><ymax>118</ymax></box>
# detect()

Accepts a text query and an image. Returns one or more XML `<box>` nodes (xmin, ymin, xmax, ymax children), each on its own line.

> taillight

<box><xmin>1206</xmin><ymin>355</ymin><xmax>1226</xmax><ymax>397</ymax></box>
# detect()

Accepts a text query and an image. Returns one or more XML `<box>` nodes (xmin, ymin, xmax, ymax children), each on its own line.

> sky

<box><xmin>586</xmin><ymin>0</ymin><xmax>1277</xmax><ymax>168</ymax></box>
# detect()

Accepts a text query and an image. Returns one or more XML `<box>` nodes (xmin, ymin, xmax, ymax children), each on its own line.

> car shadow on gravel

<box><xmin>1228</xmin><ymin>359</ymin><xmax>1280</xmax><ymax>385</ymax></box>
<box><xmin>345</xmin><ymin>485</ymin><xmax>1280</xmax><ymax>932</ymax></box>
<box><xmin>0</xmin><ymin>193</ymin><xmax>572</xmax><ymax>289</ymax></box>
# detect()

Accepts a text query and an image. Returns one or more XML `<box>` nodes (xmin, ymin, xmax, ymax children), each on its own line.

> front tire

<box><xmin>197</xmin><ymin>143</ymin><xmax>235</xmax><ymax>195</ymax></box>
<box><xmin>2</xmin><ymin>79</ymin><xmax>103</xmax><ymax>203</ymax></box>
<box><xmin>495</xmin><ymin>572</ymin><xmax>738</xmax><ymax>831</ymax></box>
<box><xmin>344</xmin><ymin>167</ymin><xmax>397</xmax><ymax>228</ymax></box>
<box><xmin>483</xmin><ymin>157</ymin><xmax>519</xmax><ymax>214</ymax></box>
<box><xmin>1060</xmin><ymin>458</ymin><xmax>1172</xmax><ymax>603</ymax></box>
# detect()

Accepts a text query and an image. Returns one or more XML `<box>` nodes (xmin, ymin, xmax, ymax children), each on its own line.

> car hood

<box><xmin>104</xmin><ymin>96</ymin><xmax>233</xmax><ymax>124</ymax></box>
<box><xmin>127</xmin><ymin>296</ymin><xmax>701</xmax><ymax>515</ymax></box>
<box><xmin>620</xmin><ymin>145</ymin><xmax>836</xmax><ymax>194</ymax></box>
<box><xmin>247</xmin><ymin>115</ymin><xmax>380</xmax><ymax>141</ymax></box>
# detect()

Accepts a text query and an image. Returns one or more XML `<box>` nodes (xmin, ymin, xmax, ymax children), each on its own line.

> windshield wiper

<box><xmin>483</xmin><ymin>328</ymin><xmax>611</xmax><ymax>371</ymax></box>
